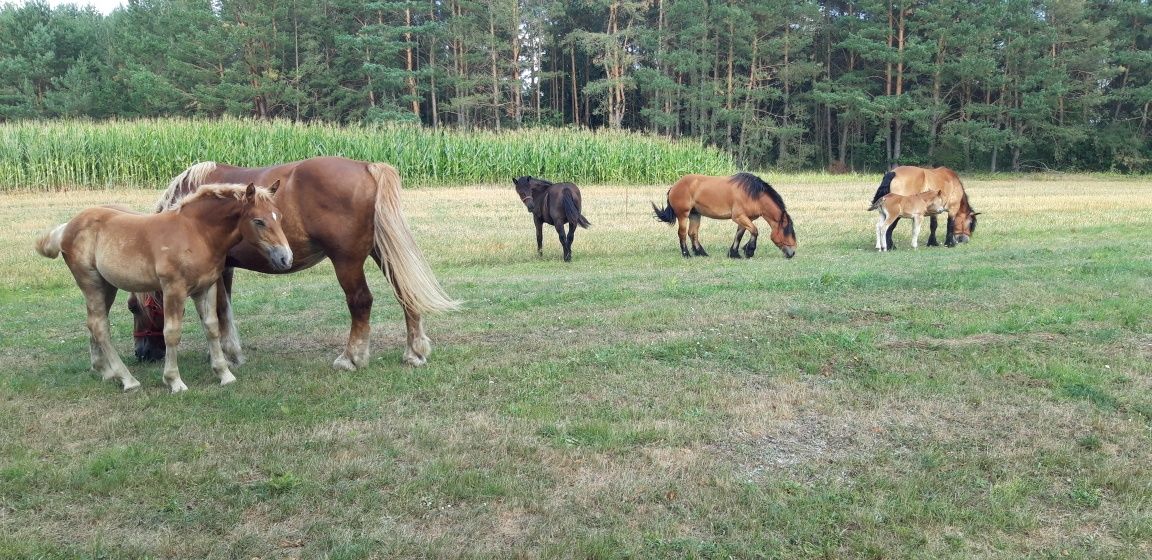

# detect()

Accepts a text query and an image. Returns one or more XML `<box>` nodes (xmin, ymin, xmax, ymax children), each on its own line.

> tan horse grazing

<box><xmin>869</xmin><ymin>165</ymin><xmax>979</xmax><ymax>249</ymax></box>
<box><xmin>131</xmin><ymin>156</ymin><xmax>459</xmax><ymax>371</ymax></box>
<box><xmin>652</xmin><ymin>173</ymin><xmax>797</xmax><ymax>259</ymax></box>
<box><xmin>869</xmin><ymin>190</ymin><xmax>948</xmax><ymax>251</ymax></box>
<box><xmin>35</xmin><ymin>183</ymin><xmax>292</xmax><ymax>393</ymax></box>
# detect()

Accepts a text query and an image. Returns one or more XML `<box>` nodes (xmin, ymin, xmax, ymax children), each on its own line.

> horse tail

<box><xmin>34</xmin><ymin>223</ymin><xmax>67</xmax><ymax>259</ymax></box>
<box><xmin>562</xmin><ymin>189</ymin><xmax>591</xmax><ymax>229</ymax></box>
<box><xmin>155</xmin><ymin>161</ymin><xmax>218</xmax><ymax>212</ymax></box>
<box><xmin>867</xmin><ymin>198</ymin><xmax>883</xmax><ymax>212</ymax></box>
<box><xmin>368</xmin><ymin>163</ymin><xmax>461</xmax><ymax>315</ymax></box>
<box><xmin>870</xmin><ymin>171</ymin><xmax>896</xmax><ymax>205</ymax></box>
<box><xmin>652</xmin><ymin>195</ymin><xmax>676</xmax><ymax>224</ymax></box>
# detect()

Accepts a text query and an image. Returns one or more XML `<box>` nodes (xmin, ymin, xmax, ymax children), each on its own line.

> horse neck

<box><xmin>177</xmin><ymin>197</ymin><xmax>247</xmax><ymax>246</ymax></box>
<box><xmin>757</xmin><ymin>196</ymin><xmax>787</xmax><ymax>226</ymax></box>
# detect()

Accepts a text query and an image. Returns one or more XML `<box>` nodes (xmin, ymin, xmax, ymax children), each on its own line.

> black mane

<box><xmin>731</xmin><ymin>172</ymin><xmax>795</xmax><ymax>238</ymax></box>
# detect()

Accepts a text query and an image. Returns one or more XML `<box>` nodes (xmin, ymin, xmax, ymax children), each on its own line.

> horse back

<box><xmin>890</xmin><ymin>166</ymin><xmax>965</xmax><ymax>208</ymax></box>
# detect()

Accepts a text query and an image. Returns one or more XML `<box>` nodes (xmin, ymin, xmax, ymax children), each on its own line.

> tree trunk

<box><xmin>405</xmin><ymin>7</ymin><xmax>420</xmax><ymax>118</ymax></box>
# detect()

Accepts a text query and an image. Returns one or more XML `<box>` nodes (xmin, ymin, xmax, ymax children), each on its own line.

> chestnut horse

<box><xmin>129</xmin><ymin>156</ymin><xmax>459</xmax><ymax>371</ymax></box>
<box><xmin>869</xmin><ymin>166</ymin><xmax>979</xmax><ymax>249</ymax></box>
<box><xmin>513</xmin><ymin>176</ymin><xmax>591</xmax><ymax>262</ymax></box>
<box><xmin>868</xmin><ymin>190</ymin><xmax>947</xmax><ymax>251</ymax></box>
<box><xmin>652</xmin><ymin>173</ymin><xmax>797</xmax><ymax>259</ymax></box>
<box><xmin>35</xmin><ymin>184</ymin><xmax>292</xmax><ymax>392</ymax></box>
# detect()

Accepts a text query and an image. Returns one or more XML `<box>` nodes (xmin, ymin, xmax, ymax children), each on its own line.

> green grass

<box><xmin>1</xmin><ymin>175</ymin><xmax>1150</xmax><ymax>558</ymax></box>
<box><xmin>0</xmin><ymin>119</ymin><xmax>733</xmax><ymax>190</ymax></box>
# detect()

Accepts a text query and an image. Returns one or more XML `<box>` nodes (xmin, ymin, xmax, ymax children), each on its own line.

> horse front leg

<box><xmin>332</xmin><ymin>256</ymin><xmax>373</xmax><ymax>371</ymax></box>
<box><xmin>729</xmin><ymin>227</ymin><xmax>746</xmax><ymax>258</ymax></box>
<box><xmin>733</xmin><ymin>215</ymin><xmax>759</xmax><ymax>258</ymax></box>
<box><xmin>194</xmin><ymin>284</ymin><xmax>236</xmax><ymax>387</ymax></box>
<box><xmin>534</xmin><ymin>216</ymin><xmax>545</xmax><ymax>257</ymax></box>
<box><xmin>911</xmin><ymin>215</ymin><xmax>922</xmax><ymax>249</ymax></box>
<box><xmin>927</xmin><ymin>214</ymin><xmax>940</xmax><ymax>246</ymax></box>
<box><xmin>216</xmin><ymin>267</ymin><xmax>245</xmax><ymax>366</ymax></box>
<box><xmin>944</xmin><ymin>214</ymin><xmax>957</xmax><ymax>247</ymax></box>
<box><xmin>161</xmin><ymin>290</ymin><xmax>189</xmax><ymax>393</ymax></box>
<box><xmin>83</xmin><ymin>280</ymin><xmax>140</xmax><ymax>391</ymax></box>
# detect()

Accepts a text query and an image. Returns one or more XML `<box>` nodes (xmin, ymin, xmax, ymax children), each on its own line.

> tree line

<box><xmin>1</xmin><ymin>0</ymin><xmax>1149</xmax><ymax>173</ymax></box>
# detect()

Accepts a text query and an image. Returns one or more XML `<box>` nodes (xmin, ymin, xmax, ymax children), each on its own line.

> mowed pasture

<box><xmin>1</xmin><ymin>175</ymin><xmax>1150</xmax><ymax>559</ymax></box>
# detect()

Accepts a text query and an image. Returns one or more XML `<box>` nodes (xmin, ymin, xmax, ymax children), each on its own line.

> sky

<box><xmin>42</xmin><ymin>0</ymin><xmax>124</xmax><ymax>15</ymax></box>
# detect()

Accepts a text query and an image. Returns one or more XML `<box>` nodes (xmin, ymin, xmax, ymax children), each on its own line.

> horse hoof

<box><xmin>219</xmin><ymin>371</ymin><xmax>237</xmax><ymax>386</ymax></box>
<box><xmin>121</xmin><ymin>378</ymin><xmax>141</xmax><ymax>392</ymax></box>
<box><xmin>332</xmin><ymin>355</ymin><xmax>358</xmax><ymax>371</ymax></box>
<box><xmin>168</xmin><ymin>380</ymin><xmax>188</xmax><ymax>394</ymax></box>
<box><xmin>403</xmin><ymin>353</ymin><xmax>427</xmax><ymax>367</ymax></box>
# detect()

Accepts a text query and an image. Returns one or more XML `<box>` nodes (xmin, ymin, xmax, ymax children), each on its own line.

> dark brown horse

<box><xmin>869</xmin><ymin>165</ymin><xmax>979</xmax><ymax>249</ymax></box>
<box><xmin>129</xmin><ymin>156</ymin><xmax>459</xmax><ymax>371</ymax></box>
<box><xmin>36</xmin><ymin>184</ymin><xmax>292</xmax><ymax>392</ymax></box>
<box><xmin>652</xmin><ymin>172</ymin><xmax>797</xmax><ymax>259</ymax></box>
<box><xmin>513</xmin><ymin>176</ymin><xmax>591</xmax><ymax>262</ymax></box>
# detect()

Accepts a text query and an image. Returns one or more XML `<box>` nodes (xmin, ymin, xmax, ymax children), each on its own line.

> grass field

<box><xmin>1</xmin><ymin>175</ymin><xmax>1150</xmax><ymax>559</ymax></box>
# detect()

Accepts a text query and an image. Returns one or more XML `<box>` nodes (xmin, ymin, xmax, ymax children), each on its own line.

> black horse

<box><xmin>513</xmin><ymin>176</ymin><xmax>591</xmax><ymax>262</ymax></box>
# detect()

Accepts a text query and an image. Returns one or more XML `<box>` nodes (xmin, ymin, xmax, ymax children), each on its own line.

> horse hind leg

<box><xmin>372</xmin><ymin>249</ymin><xmax>431</xmax><ymax>367</ymax></box>
<box><xmin>688</xmin><ymin>212</ymin><xmax>708</xmax><ymax>256</ymax></box>
<box><xmin>554</xmin><ymin>222</ymin><xmax>570</xmax><ymax>262</ymax></box>
<box><xmin>83</xmin><ymin>280</ymin><xmax>140</xmax><ymax>391</ymax></box>
<box><xmin>564</xmin><ymin>222</ymin><xmax>577</xmax><ymax>262</ymax></box>
<box><xmin>676</xmin><ymin>214</ymin><xmax>692</xmax><ymax>258</ymax></box>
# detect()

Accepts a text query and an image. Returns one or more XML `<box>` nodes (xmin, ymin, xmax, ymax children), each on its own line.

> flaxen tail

<box><xmin>368</xmin><ymin>163</ymin><xmax>460</xmax><ymax>315</ymax></box>
<box><xmin>562</xmin><ymin>189</ymin><xmax>591</xmax><ymax>228</ymax></box>
<box><xmin>34</xmin><ymin>224</ymin><xmax>67</xmax><ymax>259</ymax></box>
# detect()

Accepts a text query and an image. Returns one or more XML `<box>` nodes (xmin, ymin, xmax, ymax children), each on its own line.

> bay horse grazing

<box><xmin>35</xmin><ymin>184</ymin><xmax>292</xmax><ymax>392</ymax></box>
<box><xmin>131</xmin><ymin>156</ymin><xmax>460</xmax><ymax>370</ymax></box>
<box><xmin>513</xmin><ymin>176</ymin><xmax>591</xmax><ymax>262</ymax></box>
<box><xmin>869</xmin><ymin>190</ymin><xmax>948</xmax><ymax>251</ymax></box>
<box><xmin>652</xmin><ymin>173</ymin><xmax>796</xmax><ymax>259</ymax></box>
<box><xmin>869</xmin><ymin>166</ymin><xmax>979</xmax><ymax>249</ymax></box>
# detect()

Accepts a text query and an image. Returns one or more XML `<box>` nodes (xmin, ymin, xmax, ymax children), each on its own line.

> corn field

<box><xmin>0</xmin><ymin>119</ymin><xmax>734</xmax><ymax>191</ymax></box>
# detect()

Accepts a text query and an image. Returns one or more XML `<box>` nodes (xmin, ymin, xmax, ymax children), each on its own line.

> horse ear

<box><xmin>244</xmin><ymin>183</ymin><xmax>256</xmax><ymax>200</ymax></box>
<box><xmin>268</xmin><ymin>179</ymin><xmax>281</xmax><ymax>195</ymax></box>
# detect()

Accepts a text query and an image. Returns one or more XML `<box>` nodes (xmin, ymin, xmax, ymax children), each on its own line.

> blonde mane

<box><xmin>171</xmin><ymin>183</ymin><xmax>275</xmax><ymax>211</ymax></box>
<box><xmin>155</xmin><ymin>161</ymin><xmax>218</xmax><ymax>212</ymax></box>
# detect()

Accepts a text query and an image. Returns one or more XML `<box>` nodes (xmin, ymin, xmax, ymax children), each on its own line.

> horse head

<box><xmin>511</xmin><ymin>176</ymin><xmax>536</xmax><ymax>210</ymax></box>
<box><xmin>950</xmin><ymin>196</ymin><xmax>979</xmax><ymax>244</ymax></box>
<box><xmin>927</xmin><ymin>190</ymin><xmax>948</xmax><ymax>215</ymax></box>
<box><xmin>770</xmin><ymin>211</ymin><xmax>797</xmax><ymax>259</ymax></box>
<box><xmin>239</xmin><ymin>181</ymin><xmax>294</xmax><ymax>271</ymax></box>
<box><xmin>127</xmin><ymin>291</ymin><xmax>166</xmax><ymax>362</ymax></box>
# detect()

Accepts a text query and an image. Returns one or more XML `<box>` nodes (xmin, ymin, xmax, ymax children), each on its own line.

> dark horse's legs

<box><xmin>534</xmin><ymin>216</ymin><xmax>545</xmax><ymax>256</ymax></box>
<box><xmin>944</xmin><ymin>214</ymin><xmax>957</xmax><ymax>247</ymax></box>
<box><xmin>927</xmin><ymin>215</ymin><xmax>940</xmax><ymax>246</ymax></box>
<box><xmin>885</xmin><ymin>218</ymin><xmax>900</xmax><ymax>250</ymax></box>
<box><xmin>676</xmin><ymin>213</ymin><xmax>692</xmax><ymax>257</ymax></box>
<box><xmin>554</xmin><ymin>222</ymin><xmax>572</xmax><ymax>262</ymax></box>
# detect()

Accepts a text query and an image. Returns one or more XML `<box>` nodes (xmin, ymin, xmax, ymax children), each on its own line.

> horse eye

<box><xmin>253</xmin><ymin>218</ymin><xmax>266</xmax><ymax>227</ymax></box>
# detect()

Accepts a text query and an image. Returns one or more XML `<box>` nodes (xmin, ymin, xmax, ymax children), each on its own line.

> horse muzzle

<box><xmin>782</xmin><ymin>246</ymin><xmax>796</xmax><ymax>259</ymax></box>
<box><xmin>267</xmin><ymin>246</ymin><xmax>294</xmax><ymax>271</ymax></box>
<box><xmin>955</xmin><ymin>235</ymin><xmax>970</xmax><ymax>244</ymax></box>
<box><xmin>134</xmin><ymin>338</ymin><xmax>165</xmax><ymax>362</ymax></box>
